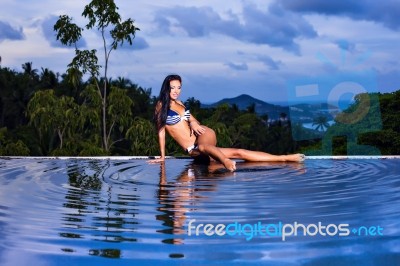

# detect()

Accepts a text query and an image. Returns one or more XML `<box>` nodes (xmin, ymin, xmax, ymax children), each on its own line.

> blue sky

<box><xmin>1</xmin><ymin>0</ymin><xmax>400</xmax><ymax>104</ymax></box>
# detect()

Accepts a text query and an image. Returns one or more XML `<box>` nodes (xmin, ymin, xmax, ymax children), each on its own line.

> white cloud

<box><xmin>1</xmin><ymin>0</ymin><xmax>400</xmax><ymax>103</ymax></box>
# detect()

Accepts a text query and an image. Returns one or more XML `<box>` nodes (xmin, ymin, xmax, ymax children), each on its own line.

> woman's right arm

<box><xmin>158</xmin><ymin>127</ymin><xmax>166</xmax><ymax>160</ymax></box>
<box><xmin>148</xmin><ymin>101</ymin><xmax>166</xmax><ymax>163</ymax></box>
<box><xmin>148</xmin><ymin>127</ymin><xmax>166</xmax><ymax>163</ymax></box>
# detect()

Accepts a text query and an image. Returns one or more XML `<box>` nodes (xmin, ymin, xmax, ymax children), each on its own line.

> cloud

<box><xmin>120</xmin><ymin>36</ymin><xmax>149</xmax><ymax>50</ymax></box>
<box><xmin>237</xmin><ymin>2</ymin><xmax>317</xmax><ymax>54</ymax></box>
<box><xmin>257</xmin><ymin>55</ymin><xmax>282</xmax><ymax>70</ymax></box>
<box><xmin>224</xmin><ymin>62</ymin><xmax>248</xmax><ymax>71</ymax></box>
<box><xmin>278</xmin><ymin>1</ymin><xmax>362</xmax><ymax>14</ymax></box>
<box><xmin>334</xmin><ymin>39</ymin><xmax>356</xmax><ymax>52</ymax></box>
<box><xmin>153</xmin><ymin>15</ymin><xmax>173</xmax><ymax>35</ymax></box>
<box><xmin>0</xmin><ymin>21</ymin><xmax>24</xmax><ymax>42</ymax></box>
<box><xmin>279</xmin><ymin>0</ymin><xmax>400</xmax><ymax>31</ymax></box>
<box><xmin>42</xmin><ymin>15</ymin><xmax>86</xmax><ymax>48</ymax></box>
<box><xmin>153</xmin><ymin>6</ymin><xmax>218</xmax><ymax>37</ymax></box>
<box><xmin>153</xmin><ymin>2</ymin><xmax>317</xmax><ymax>54</ymax></box>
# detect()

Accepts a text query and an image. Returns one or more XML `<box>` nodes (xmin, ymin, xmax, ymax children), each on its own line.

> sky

<box><xmin>1</xmin><ymin>0</ymin><xmax>400</xmax><ymax>104</ymax></box>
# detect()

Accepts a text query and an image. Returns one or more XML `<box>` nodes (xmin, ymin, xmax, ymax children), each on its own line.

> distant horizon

<box><xmin>198</xmin><ymin>93</ymin><xmax>363</xmax><ymax>109</ymax></box>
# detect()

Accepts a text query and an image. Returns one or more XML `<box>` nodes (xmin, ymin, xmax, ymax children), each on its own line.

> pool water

<box><xmin>0</xmin><ymin>158</ymin><xmax>399</xmax><ymax>265</ymax></box>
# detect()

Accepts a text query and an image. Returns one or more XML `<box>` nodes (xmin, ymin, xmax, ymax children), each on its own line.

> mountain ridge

<box><xmin>200</xmin><ymin>94</ymin><xmax>340</xmax><ymax>122</ymax></box>
<box><xmin>201</xmin><ymin>94</ymin><xmax>289</xmax><ymax>119</ymax></box>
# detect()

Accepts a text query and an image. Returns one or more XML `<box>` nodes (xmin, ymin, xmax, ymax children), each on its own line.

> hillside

<box><xmin>202</xmin><ymin>94</ymin><xmax>289</xmax><ymax>119</ymax></box>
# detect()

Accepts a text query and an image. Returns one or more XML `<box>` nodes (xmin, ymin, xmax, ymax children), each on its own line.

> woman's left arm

<box><xmin>189</xmin><ymin>114</ymin><xmax>206</xmax><ymax>136</ymax></box>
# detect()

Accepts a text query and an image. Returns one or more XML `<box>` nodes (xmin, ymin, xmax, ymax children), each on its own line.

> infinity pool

<box><xmin>0</xmin><ymin>157</ymin><xmax>399</xmax><ymax>265</ymax></box>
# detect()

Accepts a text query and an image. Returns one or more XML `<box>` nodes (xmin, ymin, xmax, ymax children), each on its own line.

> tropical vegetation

<box><xmin>0</xmin><ymin>0</ymin><xmax>399</xmax><ymax>157</ymax></box>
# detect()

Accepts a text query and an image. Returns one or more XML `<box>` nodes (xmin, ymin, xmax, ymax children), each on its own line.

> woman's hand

<box><xmin>190</xmin><ymin>121</ymin><xmax>206</xmax><ymax>136</ymax></box>
<box><xmin>147</xmin><ymin>157</ymin><xmax>165</xmax><ymax>164</ymax></box>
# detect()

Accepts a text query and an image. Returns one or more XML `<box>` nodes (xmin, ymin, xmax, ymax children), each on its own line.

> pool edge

<box><xmin>1</xmin><ymin>155</ymin><xmax>400</xmax><ymax>160</ymax></box>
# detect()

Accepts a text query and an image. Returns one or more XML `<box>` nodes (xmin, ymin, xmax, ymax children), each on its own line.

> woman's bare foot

<box><xmin>222</xmin><ymin>158</ymin><xmax>237</xmax><ymax>172</ymax></box>
<box><xmin>284</xmin><ymin>154</ymin><xmax>305</xmax><ymax>162</ymax></box>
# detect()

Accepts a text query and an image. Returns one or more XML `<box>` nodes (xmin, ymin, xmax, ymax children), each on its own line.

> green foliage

<box><xmin>229</xmin><ymin>113</ymin><xmax>260</xmax><ymax>148</ymax></box>
<box><xmin>126</xmin><ymin>117</ymin><xmax>158</xmax><ymax>155</ymax></box>
<box><xmin>267</xmin><ymin>125</ymin><xmax>296</xmax><ymax>154</ymax></box>
<box><xmin>379</xmin><ymin>90</ymin><xmax>400</xmax><ymax>132</ymax></box>
<box><xmin>359</xmin><ymin>129</ymin><xmax>400</xmax><ymax>154</ymax></box>
<box><xmin>111</xmin><ymin>78</ymin><xmax>153</xmax><ymax>119</ymax></box>
<box><xmin>310</xmin><ymin>92</ymin><xmax>383</xmax><ymax>155</ymax></box>
<box><xmin>83</xmin><ymin>0</ymin><xmax>120</xmax><ymax>29</ymax></box>
<box><xmin>204</xmin><ymin>103</ymin><xmax>231</xmax><ymax>124</ymax></box>
<box><xmin>54</xmin><ymin>0</ymin><xmax>140</xmax><ymax>152</ymax></box>
<box><xmin>106</xmin><ymin>86</ymin><xmax>133</xmax><ymax>149</ymax></box>
<box><xmin>209</xmin><ymin>122</ymin><xmax>232</xmax><ymax>148</ymax></box>
<box><xmin>27</xmin><ymin>89</ymin><xmax>81</xmax><ymax>149</ymax></box>
<box><xmin>69</xmin><ymin>49</ymin><xmax>100</xmax><ymax>77</ymax></box>
<box><xmin>356</xmin><ymin>90</ymin><xmax>400</xmax><ymax>155</ymax></box>
<box><xmin>51</xmin><ymin>140</ymin><xmax>107</xmax><ymax>156</ymax></box>
<box><xmin>65</xmin><ymin>67</ymin><xmax>83</xmax><ymax>91</ymax></box>
<box><xmin>2</xmin><ymin>51</ymin><xmax>400</xmax><ymax>156</ymax></box>
<box><xmin>54</xmin><ymin>15</ymin><xmax>82</xmax><ymax>46</ymax></box>
<box><xmin>80</xmin><ymin>84</ymin><xmax>102</xmax><ymax>129</ymax></box>
<box><xmin>199</xmin><ymin>103</ymin><xmax>298</xmax><ymax>154</ymax></box>
<box><xmin>82</xmin><ymin>0</ymin><xmax>139</xmax><ymax>48</ymax></box>
<box><xmin>107</xmin><ymin>86</ymin><xmax>133</xmax><ymax>128</ymax></box>
<box><xmin>0</xmin><ymin>127</ymin><xmax>30</xmax><ymax>156</ymax></box>
<box><xmin>185</xmin><ymin>97</ymin><xmax>201</xmax><ymax>112</ymax></box>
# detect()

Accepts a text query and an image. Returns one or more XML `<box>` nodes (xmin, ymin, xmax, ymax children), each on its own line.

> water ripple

<box><xmin>0</xmin><ymin>158</ymin><xmax>399</xmax><ymax>265</ymax></box>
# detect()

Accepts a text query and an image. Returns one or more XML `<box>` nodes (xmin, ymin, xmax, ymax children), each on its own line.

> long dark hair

<box><xmin>154</xmin><ymin>74</ymin><xmax>182</xmax><ymax>131</ymax></box>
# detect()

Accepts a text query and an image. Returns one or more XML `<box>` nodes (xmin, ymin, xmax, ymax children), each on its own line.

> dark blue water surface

<box><xmin>0</xmin><ymin>158</ymin><xmax>399</xmax><ymax>266</ymax></box>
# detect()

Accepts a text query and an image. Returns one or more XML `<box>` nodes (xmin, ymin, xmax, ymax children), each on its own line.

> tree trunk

<box><xmin>102</xmin><ymin>83</ymin><xmax>108</xmax><ymax>151</ymax></box>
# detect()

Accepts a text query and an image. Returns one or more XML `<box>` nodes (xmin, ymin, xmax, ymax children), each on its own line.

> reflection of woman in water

<box><xmin>156</xmin><ymin>161</ymin><xmax>234</xmax><ymax>244</ymax></box>
<box><xmin>149</xmin><ymin>74</ymin><xmax>305</xmax><ymax>172</ymax></box>
<box><xmin>156</xmin><ymin>160</ymin><xmax>305</xmax><ymax>245</ymax></box>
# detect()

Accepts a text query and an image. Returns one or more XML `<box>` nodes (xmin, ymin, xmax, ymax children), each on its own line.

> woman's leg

<box><xmin>193</xmin><ymin>127</ymin><xmax>236</xmax><ymax>171</ymax></box>
<box><xmin>191</xmin><ymin>126</ymin><xmax>304</xmax><ymax>170</ymax></box>
<box><xmin>218</xmin><ymin>148</ymin><xmax>305</xmax><ymax>162</ymax></box>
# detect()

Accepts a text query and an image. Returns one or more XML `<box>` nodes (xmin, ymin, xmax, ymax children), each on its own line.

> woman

<box><xmin>149</xmin><ymin>74</ymin><xmax>305</xmax><ymax>171</ymax></box>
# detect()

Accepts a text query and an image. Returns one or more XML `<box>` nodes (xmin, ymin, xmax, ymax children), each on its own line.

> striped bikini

<box><xmin>165</xmin><ymin>107</ymin><xmax>198</xmax><ymax>153</ymax></box>
<box><xmin>166</xmin><ymin>108</ymin><xmax>191</xmax><ymax>125</ymax></box>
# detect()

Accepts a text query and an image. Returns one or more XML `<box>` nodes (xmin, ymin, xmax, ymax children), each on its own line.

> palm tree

<box><xmin>312</xmin><ymin>116</ymin><xmax>330</xmax><ymax>131</ymax></box>
<box><xmin>22</xmin><ymin>62</ymin><xmax>38</xmax><ymax>80</ymax></box>
<box><xmin>40</xmin><ymin>67</ymin><xmax>58</xmax><ymax>89</ymax></box>
<box><xmin>184</xmin><ymin>97</ymin><xmax>201</xmax><ymax>111</ymax></box>
<box><xmin>112</xmin><ymin>76</ymin><xmax>132</xmax><ymax>89</ymax></box>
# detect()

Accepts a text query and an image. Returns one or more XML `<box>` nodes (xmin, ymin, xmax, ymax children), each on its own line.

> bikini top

<box><xmin>166</xmin><ymin>108</ymin><xmax>191</xmax><ymax>125</ymax></box>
